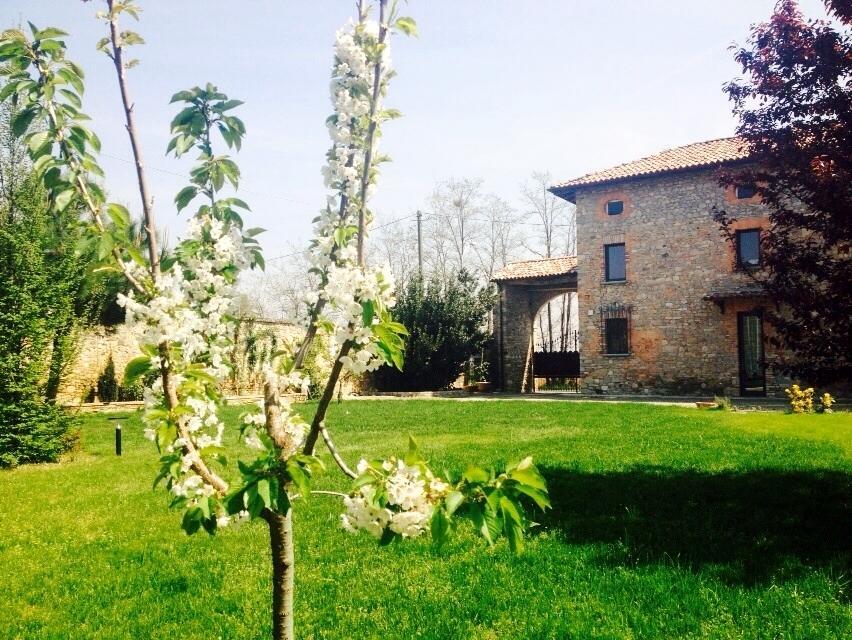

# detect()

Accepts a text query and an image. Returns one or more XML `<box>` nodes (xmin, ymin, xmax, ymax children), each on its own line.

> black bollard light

<box><xmin>115</xmin><ymin>424</ymin><xmax>122</xmax><ymax>456</ymax></box>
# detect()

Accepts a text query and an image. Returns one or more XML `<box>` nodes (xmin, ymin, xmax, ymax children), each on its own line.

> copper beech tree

<box><xmin>716</xmin><ymin>0</ymin><xmax>852</xmax><ymax>384</ymax></box>
<box><xmin>0</xmin><ymin>2</ymin><xmax>550</xmax><ymax>639</ymax></box>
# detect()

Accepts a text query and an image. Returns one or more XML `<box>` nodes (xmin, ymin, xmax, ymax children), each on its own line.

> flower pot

<box><xmin>476</xmin><ymin>381</ymin><xmax>493</xmax><ymax>393</ymax></box>
<box><xmin>463</xmin><ymin>384</ymin><xmax>476</xmax><ymax>393</ymax></box>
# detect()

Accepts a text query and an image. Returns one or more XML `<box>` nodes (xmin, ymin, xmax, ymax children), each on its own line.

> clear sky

<box><xmin>4</xmin><ymin>0</ymin><xmax>830</xmax><ymax>261</ymax></box>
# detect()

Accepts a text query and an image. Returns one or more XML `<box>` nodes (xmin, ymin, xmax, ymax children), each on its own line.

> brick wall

<box><xmin>574</xmin><ymin>167</ymin><xmax>788</xmax><ymax>396</ymax></box>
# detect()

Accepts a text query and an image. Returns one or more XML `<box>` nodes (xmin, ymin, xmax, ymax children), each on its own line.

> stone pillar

<box><xmin>496</xmin><ymin>284</ymin><xmax>535</xmax><ymax>393</ymax></box>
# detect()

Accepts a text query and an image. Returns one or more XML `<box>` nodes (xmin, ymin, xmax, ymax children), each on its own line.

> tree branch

<box><xmin>105</xmin><ymin>0</ymin><xmax>160</xmax><ymax>279</ymax></box>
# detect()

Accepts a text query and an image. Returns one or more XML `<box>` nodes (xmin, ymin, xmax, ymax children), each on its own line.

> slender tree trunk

<box><xmin>265</xmin><ymin>509</ymin><xmax>295</xmax><ymax>640</ymax></box>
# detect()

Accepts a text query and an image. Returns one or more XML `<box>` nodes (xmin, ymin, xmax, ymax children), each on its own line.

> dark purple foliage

<box><xmin>716</xmin><ymin>0</ymin><xmax>852</xmax><ymax>384</ymax></box>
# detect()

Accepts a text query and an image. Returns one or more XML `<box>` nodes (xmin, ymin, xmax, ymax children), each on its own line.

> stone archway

<box><xmin>492</xmin><ymin>257</ymin><xmax>578</xmax><ymax>393</ymax></box>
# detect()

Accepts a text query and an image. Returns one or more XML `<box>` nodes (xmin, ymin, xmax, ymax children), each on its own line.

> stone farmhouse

<box><xmin>493</xmin><ymin>137</ymin><xmax>784</xmax><ymax>397</ymax></box>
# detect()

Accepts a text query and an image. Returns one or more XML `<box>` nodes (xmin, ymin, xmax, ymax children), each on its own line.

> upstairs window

<box><xmin>736</xmin><ymin>229</ymin><xmax>761</xmax><ymax>268</ymax></box>
<box><xmin>735</xmin><ymin>184</ymin><xmax>757</xmax><ymax>199</ymax></box>
<box><xmin>605</xmin><ymin>200</ymin><xmax>624</xmax><ymax>215</ymax></box>
<box><xmin>604</xmin><ymin>243</ymin><xmax>626</xmax><ymax>282</ymax></box>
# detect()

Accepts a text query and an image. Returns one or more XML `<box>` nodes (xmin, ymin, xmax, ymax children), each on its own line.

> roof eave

<box><xmin>548</xmin><ymin>158</ymin><xmax>753</xmax><ymax>203</ymax></box>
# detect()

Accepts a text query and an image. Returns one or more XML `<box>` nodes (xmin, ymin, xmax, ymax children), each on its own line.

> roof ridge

<box><xmin>510</xmin><ymin>255</ymin><xmax>576</xmax><ymax>264</ymax></box>
<box><xmin>551</xmin><ymin>136</ymin><xmax>749</xmax><ymax>195</ymax></box>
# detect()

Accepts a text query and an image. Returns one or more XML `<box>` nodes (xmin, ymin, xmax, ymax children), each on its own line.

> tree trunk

<box><xmin>265</xmin><ymin>508</ymin><xmax>295</xmax><ymax>640</ymax></box>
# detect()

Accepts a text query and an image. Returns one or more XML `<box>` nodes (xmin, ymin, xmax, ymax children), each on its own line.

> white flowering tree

<box><xmin>0</xmin><ymin>2</ymin><xmax>550</xmax><ymax>638</ymax></box>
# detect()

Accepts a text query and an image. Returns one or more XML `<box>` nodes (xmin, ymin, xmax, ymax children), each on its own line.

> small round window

<box><xmin>605</xmin><ymin>200</ymin><xmax>624</xmax><ymax>215</ymax></box>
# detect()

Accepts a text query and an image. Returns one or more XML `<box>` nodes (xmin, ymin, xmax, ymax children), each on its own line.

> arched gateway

<box><xmin>492</xmin><ymin>256</ymin><xmax>578</xmax><ymax>393</ymax></box>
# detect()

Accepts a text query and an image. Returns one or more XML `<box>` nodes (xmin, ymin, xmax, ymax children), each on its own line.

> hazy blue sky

<box><xmin>4</xmin><ymin>1</ymin><xmax>830</xmax><ymax>260</ymax></box>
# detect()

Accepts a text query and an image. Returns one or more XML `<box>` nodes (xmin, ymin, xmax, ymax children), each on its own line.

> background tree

<box><xmin>427</xmin><ymin>177</ymin><xmax>483</xmax><ymax>277</ymax></box>
<box><xmin>0</xmin><ymin>163</ymin><xmax>77</xmax><ymax>465</ymax></box>
<box><xmin>472</xmin><ymin>194</ymin><xmax>520</xmax><ymax>282</ymax></box>
<box><xmin>520</xmin><ymin>171</ymin><xmax>577</xmax><ymax>353</ymax></box>
<box><xmin>716</xmin><ymin>0</ymin><xmax>852</xmax><ymax>384</ymax></box>
<box><xmin>370</xmin><ymin>271</ymin><xmax>494</xmax><ymax>391</ymax></box>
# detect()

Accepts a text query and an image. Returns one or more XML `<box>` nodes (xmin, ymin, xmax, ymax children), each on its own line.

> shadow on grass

<box><xmin>539</xmin><ymin>466</ymin><xmax>852</xmax><ymax>586</ymax></box>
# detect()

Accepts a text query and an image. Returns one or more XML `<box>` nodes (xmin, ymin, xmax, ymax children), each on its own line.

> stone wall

<box><xmin>57</xmin><ymin>319</ymin><xmax>303</xmax><ymax>405</ymax></box>
<box><xmin>495</xmin><ymin>277</ymin><xmax>577</xmax><ymax>393</ymax></box>
<box><xmin>573</xmin><ymin>167</ymin><xmax>788</xmax><ymax>397</ymax></box>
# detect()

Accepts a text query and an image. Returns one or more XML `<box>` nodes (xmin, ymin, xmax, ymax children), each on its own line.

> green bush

<box><xmin>0</xmin><ymin>399</ymin><xmax>78</xmax><ymax>468</ymax></box>
<box><xmin>371</xmin><ymin>271</ymin><xmax>494</xmax><ymax>391</ymax></box>
<box><xmin>96</xmin><ymin>356</ymin><xmax>119</xmax><ymax>403</ymax></box>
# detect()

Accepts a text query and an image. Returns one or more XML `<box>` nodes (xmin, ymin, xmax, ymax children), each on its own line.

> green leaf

<box><xmin>403</xmin><ymin>434</ymin><xmax>420</xmax><ymax>466</ymax></box>
<box><xmin>431</xmin><ymin>508</ymin><xmax>450</xmax><ymax>549</ymax></box>
<box><xmin>0</xmin><ymin>80</ymin><xmax>20</xmax><ymax>102</ymax></box>
<box><xmin>224</xmin><ymin>489</ymin><xmax>246</xmax><ymax>515</ymax></box>
<box><xmin>510</xmin><ymin>483</ymin><xmax>551</xmax><ymax>511</ymax></box>
<box><xmin>106</xmin><ymin>203</ymin><xmax>131</xmax><ymax>230</ymax></box>
<box><xmin>11</xmin><ymin>106</ymin><xmax>37</xmax><ymax>137</ymax></box>
<box><xmin>394</xmin><ymin>17</ymin><xmax>418</xmax><ymax>37</ymax></box>
<box><xmin>181</xmin><ymin>507</ymin><xmax>203</xmax><ymax>535</ymax></box>
<box><xmin>31</xmin><ymin>153</ymin><xmax>54</xmax><ymax>176</ymax></box>
<box><xmin>34</xmin><ymin>27</ymin><xmax>68</xmax><ymax>40</ymax></box>
<box><xmin>169</xmin><ymin>89</ymin><xmax>195</xmax><ymax>103</ymax></box>
<box><xmin>361</xmin><ymin>299</ymin><xmax>375</xmax><ymax>326</ymax></box>
<box><xmin>174</xmin><ymin>186</ymin><xmax>198</xmax><ymax>212</ymax></box>
<box><xmin>125</xmin><ymin>355</ymin><xmax>152</xmax><ymax>382</ymax></box>
<box><xmin>57</xmin><ymin>68</ymin><xmax>84</xmax><ymax>95</ymax></box>
<box><xmin>26</xmin><ymin>130</ymin><xmax>50</xmax><ymax>153</ymax></box>
<box><xmin>58</xmin><ymin>88</ymin><xmax>82</xmax><ymax>109</ymax></box>
<box><xmin>378</xmin><ymin>527</ymin><xmax>397</xmax><ymax>546</ymax></box>
<box><xmin>256</xmin><ymin>477</ymin><xmax>272</xmax><ymax>509</ymax></box>
<box><xmin>508</xmin><ymin>457</ymin><xmax>547</xmax><ymax>491</ymax></box>
<box><xmin>54</xmin><ymin>189</ymin><xmax>76</xmax><ymax>212</ymax></box>
<box><xmin>97</xmin><ymin>233</ymin><xmax>115</xmax><ymax>260</ymax></box>
<box><xmin>482</xmin><ymin>499</ymin><xmax>503</xmax><ymax>544</ymax></box>
<box><xmin>462</xmin><ymin>465</ymin><xmax>489</xmax><ymax>484</ymax></box>
<box><xmin>215</xmin><ymin>99</ymin><xmax>244</xmax><ymax>112</ymax></box>
<box><xmin>120</xmin><ymin>30</ymin><xmax>145</xmax><ymax>46</ymax></box>
<box><xmin>444</xmin><ymin>490</ymin><xmax>464</xmax><ymax>515</ymax></box>
<box><xmin>501</xmin><ymin>497</ymin><xmax>524</xmax><ymax>553</ymax></box>
<box><xmin>285</xmin><ymin>459</ymin><xmax>311</xmax><ymax>500</ymax></box>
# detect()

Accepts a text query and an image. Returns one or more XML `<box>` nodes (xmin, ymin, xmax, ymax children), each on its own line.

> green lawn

<box><xmin>1</xmin><ymin>400</ymin><xmax>850</xmax><ymax>639</ymax></box>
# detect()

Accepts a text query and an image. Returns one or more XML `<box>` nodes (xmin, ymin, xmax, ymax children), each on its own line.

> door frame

<box><xmin>737</xmin><ymin>310</ymin><xmax>766</xmax><ymax>397</ymax></box>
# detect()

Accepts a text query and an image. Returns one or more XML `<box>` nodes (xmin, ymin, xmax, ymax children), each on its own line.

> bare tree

<box><xmin>520</xmin><ymin>170</ymin><xmax>576</xmax><ymax>258</ymax></box>
<box><xmin>237</xmin><ymin>246</ymin><xmax>318</xmax><ymax>323</ymax></box>
<box><xmin>521</xmin><ymin>171</ymin><xmax>578</xmax><ymax>353</ymax></box>
<box><xmin>371</xmin><ymin>217</ymin><xmax>419</xmax><ymax>285</ymax></box>
<box><xmin>472</xmin><ymin>194</ymin><xmax>521</xmax><ymax>281</ymax></box>
<box><xmin>427</xmin><ymin>177</ymin><xmax>483</xmax><ymax>275</ymax></box>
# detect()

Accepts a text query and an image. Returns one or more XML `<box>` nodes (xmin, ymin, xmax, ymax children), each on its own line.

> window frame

<box><xmin>604</xmin><ymin>317</ymin><xmax>630</xmax><ymax>355</ymax></box>
<box><xmin>604</xmin><ymin>242</ymin><xmax>626</xmax><ymax>282</ymax></box>
<box><xmin>605</xmin><ymin>199</ymin><xmax>624</xmax><ymax>216</ymax></box>
<box><xmin>735</xmin><ymin>184</ymin><xmax>757</xmax><ymax>200</ymax></box>
<box><xmin>735</xmin><ymin>228</ymin><xmax>761</xmax><ymax>269</ymax></box>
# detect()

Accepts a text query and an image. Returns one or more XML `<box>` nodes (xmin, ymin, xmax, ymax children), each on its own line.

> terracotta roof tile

<box><xmin>551</xmin><ymin>137</ymin><xmax>750</xmax><ymax>196</ymax></box>
<box><xmin>703</xmin><ymin>284</ymin><xmax>767</xmax><ymax>301</ymax></box>
<box><xmin>492</xmin><ymin>256</ymin><xmax>577</xmax><ymax>282</ymax></box>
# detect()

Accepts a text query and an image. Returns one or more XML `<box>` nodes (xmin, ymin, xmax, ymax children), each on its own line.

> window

<box><xmin>604</xmin><ymin>318</ymin><xmax>629</xmax><ymax>355</ymax></box>
<box><xmin>600</xmin><ymin>303</ymin><xmax>632</xmax><ymax>355</ymax></box>
<box><xmin>604</xmin><ymin>243</ymin><xmax>626</xmax><ymax>282</ymax></box>
<box><xmin>736</xmin><ymin>229</ymin><xmax>761</xmax><ymax>268</ymax></box>
<box><xmin>735</xmin><ymin>184</ymin><xmax>757</xmax><ymax>199</ymax></box>
<box><xmin>605</xmin><ymin>199</ymin><xmax>624</xmax><ymax>215</ymax></box>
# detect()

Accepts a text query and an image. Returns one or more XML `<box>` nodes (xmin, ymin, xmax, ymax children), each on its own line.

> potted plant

<box><xmin>474</xmin><ymin>361</ymin><xmax>492</xmax><ymax>393</ymax></box>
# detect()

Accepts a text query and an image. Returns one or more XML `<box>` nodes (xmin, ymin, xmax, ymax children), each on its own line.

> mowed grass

<box><xmin>1</xmin><ymin>400</ymin><xmax>850</xmax><ymax>640</ymax></box>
